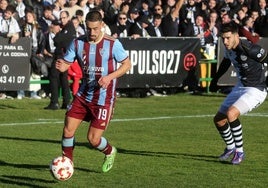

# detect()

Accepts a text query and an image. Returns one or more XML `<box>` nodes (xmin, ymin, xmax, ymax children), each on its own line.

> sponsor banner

<box><xmin>118</xmin><ymin>37</ymin><xmax>201</xmax><ymax>88</ymax></box>
<box><xmin>0</xmin><ymin>37</ymin><xmax>31</xmax><ymax>91</ymax></box>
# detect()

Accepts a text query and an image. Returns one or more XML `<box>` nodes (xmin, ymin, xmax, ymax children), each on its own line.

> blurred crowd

<box><xmin>0</xmin><ymin>0</ymin><xmax>268</xmax><ymax>100</ymax></box>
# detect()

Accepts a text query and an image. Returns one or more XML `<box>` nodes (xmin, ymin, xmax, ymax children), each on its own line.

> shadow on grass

<box><xmin>117</xmin><ymin>148</ymin><xmax>230</xmax><ymax>165</ymax></box>
<box><xmin>0</xmin><ymin>175</ymin><xmax>54</xmax><ymax>188</ymax></box>
<box><xmin>0</xmin><ymin>136</ymin><xmax>90</xmax><ymax>147</ymax></box>
<box><xmin>0</xmin><ymin>104</ymin><xmax>18</xmax><ymax>109</ymax></box>
<box><xmin>0</xmin><ymin>160</ymin><xmax>100</xmax><ymax>187</ymax></box>
<box><xmin>0</xmin><ymin>136</ymin><xmax>226</xmax><ymax>161</ymax></box>
<box><xmin>0</xmin><ymin>136</ymin><xmax>230</xmax><ymax>166</ymax></box>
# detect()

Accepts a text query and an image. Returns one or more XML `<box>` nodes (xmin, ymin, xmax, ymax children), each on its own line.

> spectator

<box><xmin>110</xmin><ymin>11</ymin><xmax>129</xmax><ymax>38</ymax></box>
<box><xmin>193</xmin><ymin>15</ymin><xmax>206</xmax><ymax>46</ymax></box>
<box><xmin>0</xmin><ymin>5</ymin><xmax>20</xmax><ymax>44</ymax></box>
<box><xmin>38</xmin><ymin>5</ymin><xmax>56</xmax><ymax>33</ymax></box>
<box><xmin>179</xmin><ymin>0</ymin><xmax>203</xmax><ymax>36</ymax></box>
<box><xmin>250</xmin><ymin>8</ymin><xmax>260</xmax><ymax>22</ymax></box>
<box><xmin>64</xmin><ymin>0</ymin><xmax>83</xmax><ymax>18</ymax></box>
<box><xmin>52</xmin><ymin>0</ymin><xmax>67</xmax><ymax>20</ymax></box>
<box><xmin>221</xmin><ymin>12</ymin><xmax>233</xmax><ymax>24</ymax></box>
<box><xmin>104</xmin><ymin>0</ymin><xmax>123</xmax><ymax>26</ymax></box>
<box><xmin>31</xmin><ymin>0</ymin><xmax>44</xmax><ymax>20</ymax></box>
<box><xmin>44</xmin><ymin>10</ymin><xmax>76</xmax><ymax>110</ymax></box>
<box><xmin>15</xmin><ymin>0</ymin><xmax>26</xmax><ymax>20</ymax></box>
<box><xmin>18</xmin><ymin>9</ymin><xmax>46</xmax><ymax>99</ymax></box>
<box><xmin>208</xmin><ymin>0</ymin><xmax>218</xmax><ymax>12</ymax></box>
<box><xmin>72</xmin><ymin>15</ymin><xmax>85</xmax><ymax>37</ymax></box>
<box><xmin>92</xmin><ymin>6</ymin><xmax>112</xmax><ymax>35</ymax></box>
<box><xmin>94</xmin><ymin>0</ymin><xmax>104</xmax><ymax>8</ymax></box>
<box><xmin>120</xmin><ymin>1</ymin><xmax>130</xmax><ymax>14</ymax></box>
<box><xmin>219</xmin><ymin>0</ymin><xmax>241</xmax><ymax>18</ymax></box>
<box><xmin>239</xmin><ymin>15</ymin><xmax>260</xmax><ymax>43</ymax></box>
<box><xmin>254</xmin><ymin>1</ymin><xmax>268</xmax><ymax>37</ymax></box>
<box><xmin>140</xmin><ymin>0</ymin><xmax>153</xmax><ymax>21</ymax></box>
<box><xmin>129</xmin><ymin>15</ymin><xmax>153</xmax><ymax>38</ymax></box>
<box><xmin>162</xmin><ymin>0</ymin><xmax>176</xmax><ymax>16</ymax></box>
<box><xmin>233</xmin><ymin>8</ymin><xmax>247</xmax><ymax>26</ymax></box>
<box><xmin>78</xmin><ymin>0</ymin><xmax>90</xmax><ymax>18</ymax></box>
<box><xmin>75</xmin><ymin>9</ymin><xmax>86</xmax><ymax>33</ymax></box>
<box><xmin>161</xmin><ymin>0</ymin><xmax>184</xmax><ymax>36</ymax></box>
<box><xmin>206</xmin><ymin>9</ymin><xmax>220</xmax><ymax>45</ymax></box>
<box><xmin>42</xmin><ymin>20</ymin><xmax>61</xmax><ymax>97</ymax></box>
<box><xmin>0</xmin><ymin>0</ymin><xmax>9</xmax><ymax>18</ymax></box>
<box><xmin>126</xmin><ymin>6</ymin><xmax>140</xmax><ymax>29</ymax></box>
<box><xmin>151</xmin><ymin>13</ymin><xmax>163</xmax><ymax>37</ymax></box>
<box><xmin>86</xmin><ymin>0</ymin><xmax>96</xmax><ymax>11</ymax></box>
<box><xmin>258</xmin><ymin>0</ymin><xmax>268</xmax><ymax>17</ymax></box>
<box><xmin>153</xmin><ymin>4</ymin><xmax>164</xmax><ymax>18</ymax></box>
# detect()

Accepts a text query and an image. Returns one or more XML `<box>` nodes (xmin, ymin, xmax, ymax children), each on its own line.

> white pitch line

<box><xmin>0</xmin><ymin>113</ymin><xmax>267</xmax><ymax>127</ymax></box>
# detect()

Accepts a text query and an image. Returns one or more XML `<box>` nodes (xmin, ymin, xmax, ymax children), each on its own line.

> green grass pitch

<box><xmin>0</xmin><ymin>93</ymin><xmax>267</xmax><ymax>187</ymax></box>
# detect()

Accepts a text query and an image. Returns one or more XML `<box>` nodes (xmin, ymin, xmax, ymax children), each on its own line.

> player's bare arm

<box><xmin>98</xmin><ymin>58</ymin><xmax>131</xmax><ymax>89</ymax></box>
<box><xmin>55</xmin><ymin>59</ymin><xmax>71</xmax><ymax>72</ymax></box>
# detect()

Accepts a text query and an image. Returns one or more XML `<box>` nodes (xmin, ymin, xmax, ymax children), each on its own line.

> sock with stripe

<box><xmin>62</xmin><ymin>136</ymin><xmax>75</xmax><ymax>161</ymax></box>
<box><xmin>229</xmin><ymin>119</ymin><xmax>243</xmax><ymax>152</ymax></box>
<box><xmin>216</xmin><ymin>122</ymin><xmax>235</xmax><ymax>150</ymax></box>
<box><xmin>94</xmin><ymin>137</ymin><xmax>113</xmax><ymax>155</ymax></box>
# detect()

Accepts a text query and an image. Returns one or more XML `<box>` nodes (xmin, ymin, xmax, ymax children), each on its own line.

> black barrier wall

<box><xmin>118</xmin><ymin>37</ymin><xmax>201</xmax><ymax>88</ymax></box>
<box><xmin>0</xmin><ymin>37</ymin><xmax>31</xmax><ymax>91</ymax></box>
<box><xmin>1</xmin><ymin>36</ymin><xmax>268</xmax><ymax>91</ymax></box>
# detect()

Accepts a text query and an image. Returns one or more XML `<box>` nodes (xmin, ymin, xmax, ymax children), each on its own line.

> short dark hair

<box><xmin>75</xmin><ymin>9</ymin><xmax>84</xmax><ymax>17</ymax></box>
<box><xmin>221</xmin><ymin>22</ymin><xmax>239</xmax><ymax>34</ymax></box>
<box><xmin>86</xmin><ymin>11</ymin><xmax>102</xmax><ymax>22</ymax></box>
<box><xmin>5</xmin><ymin>5</ymin><xmax>16</xmax><ymax>14</ymax></box>
<box><xmin>241</xmin><ymin>16</ymin><xmax>251</xmax><ymax>26</ymax></box>
<box><xmin>43</xmin><ymin>5</ymin><xmax>53</xmax><ymax>12</ymax></box>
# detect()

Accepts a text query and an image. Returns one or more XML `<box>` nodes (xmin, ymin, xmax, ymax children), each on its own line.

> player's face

<box><xmin>86</xmin><ymin>20</ymin><xmax>103</xmax><ymax>42</ymax></box>
<box><xmin>222</xmin><ymin>31</ymin><xmax>239</xmax><ymax>50</ymax></box>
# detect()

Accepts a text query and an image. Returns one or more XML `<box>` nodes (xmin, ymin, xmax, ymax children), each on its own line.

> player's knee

<box><xmin>213</xmin><ymin>113</ymin><xmax>227</xmax><ymax>127</ymax></box>
<box><xmin>226</xmin><ymin>107</ymin><xmax>240</xmax><ymax>122</ymax></box>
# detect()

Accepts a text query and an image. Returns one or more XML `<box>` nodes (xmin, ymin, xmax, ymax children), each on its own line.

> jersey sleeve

<box><xmin>112</xmin><ymin>39</ymin><xmax>128</xmax><ymax>63</ymax></box>
<box><xmin>248</xmin><ymin>44</ymin><xmax>268</xmax><ymax>63</ymax></box>
<box><xmin>63</xmin><ymin>39</ymin><xmax>77</xmax><ymax>63</ymax></box>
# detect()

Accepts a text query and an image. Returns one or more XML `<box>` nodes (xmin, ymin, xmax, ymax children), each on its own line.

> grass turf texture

<box><xmin>0</xmin><ymin>93</ymin><xmax>267</xmax><ymax>187</ymax></box>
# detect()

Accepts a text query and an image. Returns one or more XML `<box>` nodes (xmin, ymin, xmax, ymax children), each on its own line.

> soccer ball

<box><xmin>50</xmin><ymin>156</ymin><xmax>74</xmax><ymax>181</ymax></box>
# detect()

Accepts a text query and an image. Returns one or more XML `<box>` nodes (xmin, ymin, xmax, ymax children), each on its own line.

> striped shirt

<box><xmin>64</xmin><ymin>33</ymin><xmax>128</xmax><ymax>106</ymax></box>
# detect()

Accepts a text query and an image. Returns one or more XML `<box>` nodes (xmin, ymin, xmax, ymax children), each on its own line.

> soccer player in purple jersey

<box><xmin>209</xmin><ymin>22</ymin><xmax>268</xmax><ymax>164</ymax></box>
<box><xmin>55</xmin><ymin>10</ymin><xmax>131</xmax><ymax>172</ymax></box>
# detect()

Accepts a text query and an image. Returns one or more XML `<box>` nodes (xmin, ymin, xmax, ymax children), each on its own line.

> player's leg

<box><xmin>88</xmin><ymin>104</ymin><xmax>117</xmax><ymax>172</ymax></box>
<box><xmin>62</xmin><ymin>116</ymin><xmax>82</xmax><ymax>161</ymax></box>
<box><xmin>62</xmin><ymin>97</ymin><xmax>87</xmax><ymax>161</ymax></box>
<box><xmin>214</xmin><ymin>112</ymin><xmax>236</xmax><ymax>160</ymax></box>
<box><xmin>214</xmin><ymin>85</ymin><xmax>244</xmax><ymax>161</ymax></box>
<box><xmin>88</xmin><ymin>127</ymin><xmax>117</xmax><ymax>173</ymax></box>
<box><xmin>225</xmin><ymin>105</ymin><xmax>244</xmax><ymax>164</ymax></box>
<box><xmin>228</xmin><ymin>87</ymin><xmax>267</xmax><ymax>164</ymax></box>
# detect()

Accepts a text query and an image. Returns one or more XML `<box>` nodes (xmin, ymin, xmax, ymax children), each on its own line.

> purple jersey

<box><xmin>64</xmin><ymin>34</ymin><xmax>128</xmax><ymax>106</ymax></box>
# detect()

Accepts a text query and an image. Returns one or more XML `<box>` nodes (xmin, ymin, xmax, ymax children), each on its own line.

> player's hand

<box><xmin>56</xmin><ymin>59</ymin><xmax>70</xmax><ymax>72</ymax></box>
<box><xmin>209</xmin><ymin>78</ymin><xmax>219</xmax><ymax>92</ymax></box>
<box><xmin>98</xmin><ymin>76</ymin><xmax>112</xmax><ymax>89</ymax></box>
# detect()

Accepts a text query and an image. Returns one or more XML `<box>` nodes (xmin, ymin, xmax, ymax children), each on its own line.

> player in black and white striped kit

<box><xmin>209</xmin><ymin>22</ymin><xmax>268</xmax><ymax>165</ymax></box>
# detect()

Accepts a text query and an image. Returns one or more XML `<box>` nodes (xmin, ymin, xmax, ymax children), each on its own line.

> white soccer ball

<box><xmin>50</xmin><ymin>156</ymin><xmax>74</xmax><ymax>181</ymax></box>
